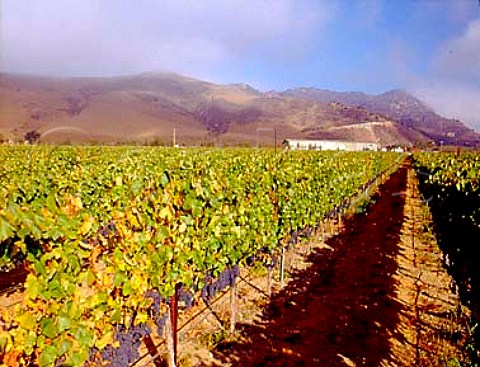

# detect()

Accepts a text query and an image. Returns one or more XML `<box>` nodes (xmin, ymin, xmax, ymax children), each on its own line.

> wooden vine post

<box><xmin>165</xmin><ymin>304</ymin><xmax>176</xmax><ymax>367</ymax></box>
<box><xmin>230</xmin><ymin>279</ymin><xmax>237</xmax><ymax>334</ymax></box>
<box><xmin>280</xmin><ymin>245</ymin><xmax>286</xmax><ymax>284</ymax></box>
<box><xmin>173</xmin><ymin>284</ymin><xmax>180</xmax><ymax>365</ymax></box>
<box><xmin>267</xmin><ymin>265</ymin><xmax>273</xmax><ymax>297</ymax></box>
<box><xmin>143</xmin><ymin>334</ymin><xmax>163</xmax><ymax>367</ymax></box>
<box><xmin>165</xmin><ymin>285</ymin><xmax>180</xmax><ymax>367</ymax></box>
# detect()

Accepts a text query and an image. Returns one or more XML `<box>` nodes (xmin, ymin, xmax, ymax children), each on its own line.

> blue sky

<box><xmin>1</xmin><ymin>1</ymin><xmax>480</xmax><ymax>129</ymax></box>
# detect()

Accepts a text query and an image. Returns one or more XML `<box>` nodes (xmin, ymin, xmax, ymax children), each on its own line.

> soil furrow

<box><xmin>201</xmin><ymin>164</ymin><xmax>469</xmax><ymax>367</ymax></box>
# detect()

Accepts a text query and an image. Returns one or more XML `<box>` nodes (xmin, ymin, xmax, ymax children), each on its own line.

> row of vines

<box><xmin>414</xmin><ymin>151</ymin><xmax>480</xmax><ymax>362</ymax></box>
<box><xmin>0</xmin><ymin>146</ymin><xmax>400</xmax><ymax>366</ymax></box>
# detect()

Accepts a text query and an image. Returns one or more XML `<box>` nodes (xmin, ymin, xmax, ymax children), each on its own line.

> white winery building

<box><xmin>284</xmin><ymin>139</ymin><xmax>380</xmax><ymax>152</ymax></box>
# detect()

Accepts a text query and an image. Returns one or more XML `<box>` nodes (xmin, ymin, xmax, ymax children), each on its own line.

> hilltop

<box><xmin>1</xmin><ymin>72</ymin><xmax>478</xmax><ymax>146</ymax></box>
<box><xmin>282</xmin><ymin>88</ymin><xmax>479</xmax><ymax>147</ymax></box>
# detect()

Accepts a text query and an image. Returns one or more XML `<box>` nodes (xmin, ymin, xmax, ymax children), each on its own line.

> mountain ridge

<box><xmin>281</xmin><ymin>87</ymin><xmax>479</xmax><ymax>146</ymax></box>
<box><xmin>1</xmin><ymin>72</ymin><xmax>478</xmax><ymax>146</ymax></box>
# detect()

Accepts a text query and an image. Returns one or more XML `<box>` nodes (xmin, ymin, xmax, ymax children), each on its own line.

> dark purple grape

<box><xmin>201</xmin><ymin>285</ymin><xmax>209</xmax><ymax>302</ymax></box>
<box><xmin>98</xmin><ymin>323</ymin><xmax>151</xmax><ymax>366</ymax></box>
<box><xmin>178</xmin><ymin>286</ymin><xmax>194</xmax><ymax>309</ymax></box>
<box><xmin>156</xmin><ymin>314</ymin><xmax>167</xmax><ymax>336</ymax></box>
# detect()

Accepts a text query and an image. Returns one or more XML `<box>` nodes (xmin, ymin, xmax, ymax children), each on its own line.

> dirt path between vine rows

<box><xmin>200</xmin><ymin>164</ymin><xmax>470</xmax><ymax>367</ymax></box>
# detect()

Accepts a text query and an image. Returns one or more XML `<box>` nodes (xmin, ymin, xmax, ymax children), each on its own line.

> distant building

<box><xmin>382</xmin><ymin>145</ymin><xmax>406</xmax><ymax>153</ymax></box>
<box><xmin>284</xmin><ymin>139</ymin><xmax>380</xmax><ymax>152</ymax></box>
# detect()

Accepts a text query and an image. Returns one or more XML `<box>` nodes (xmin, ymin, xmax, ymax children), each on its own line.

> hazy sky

<box><xmin>1</xmin><ymin>0</ymin><xmax>480</xmax><ymax>129</ymax></box>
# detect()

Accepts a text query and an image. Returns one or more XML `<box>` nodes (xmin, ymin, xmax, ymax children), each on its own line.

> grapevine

<box><xmin>0</xmin><ymin>147</ymin><xmax>400</xmax><ymax>366</ymax></box>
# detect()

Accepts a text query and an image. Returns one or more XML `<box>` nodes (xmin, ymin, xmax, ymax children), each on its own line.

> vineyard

<box><xmin>414</xmin><ymin>151</ymin><xmax>480</xmax><ymax>361</ymax></box>
<box><xmin>0</xmin><ymin>147</ymin><xmax>400</xmax><ymax>366</ymax></box>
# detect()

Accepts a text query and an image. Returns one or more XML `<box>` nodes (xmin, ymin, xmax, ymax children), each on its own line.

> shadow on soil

<box><xmin>206</xmin><ymin>167</ymin><xmax>408</xmax><ymax>367</ymax></box>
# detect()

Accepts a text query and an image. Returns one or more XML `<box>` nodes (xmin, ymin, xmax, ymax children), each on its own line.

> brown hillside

<box><xmin>283</xmin><ymin>87</ymin><xmax>480</xmax><ymax>147</ymax></box>
<box><xmin>0</xmin><ymin>72</ymin><xmax>428</xmax><ymax>146</ymax></box>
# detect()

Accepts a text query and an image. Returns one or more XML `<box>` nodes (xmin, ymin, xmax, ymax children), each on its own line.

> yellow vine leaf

<box><xmin>96</xmin><ymin>330</ymin><xmax>114</xmax><ymax>349</ymax></box>
<box><xmin>17</xmin><ymin>312</ymin><xmax>37</xmax><ymax>331</ymax></box>
<box><xmin>159</xmin><ymin>206</ymin><xmax>174</xmax><ymax>221</ymax></box>
<box><xmin>178</xmin><ymin>222</ymin><xmax>187</xmax><ymax>233</ymax></box>
<box><xmin>79</xmin><ymin>215</ymin><xmax>94</xmax><ymax>236</ymax></box>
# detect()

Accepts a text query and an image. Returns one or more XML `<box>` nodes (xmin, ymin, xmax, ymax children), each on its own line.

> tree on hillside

<box><xmin>24</xmin><ymin>130</ymin><xmax>41</xmax><ymax>144</ymax></box>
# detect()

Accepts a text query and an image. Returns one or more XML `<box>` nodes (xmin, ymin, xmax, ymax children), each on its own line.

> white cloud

<box><xmin>434</xmin><ymin>17</ymin><xmax>480</xmax><ymax>81</ymax></box>
<box><xmin>0</xmin><ymin>0</ymin><xmax>332</xmax><ymax>77</ymax></box>
<box><xmin>411</xmin><ymin>81</ymin><xmax>480</xmax><ymax>131</ymax></box>
<box><xmin>402</xmin><ymin>16</ymin><xmax>480</xmax><ymax>132</ymax></box>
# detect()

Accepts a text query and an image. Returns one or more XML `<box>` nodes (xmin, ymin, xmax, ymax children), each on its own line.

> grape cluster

<box><xmin>201</xmin><ymin>265</ymin><xmax>240</xmax><ymax>302</ymax></box>
<box><xmin>98</xmin><ymin>324</ymin><xmax>151</xmax><ymax>367</ymax></box>
<box><xmin>54</xmin><ymin>355</ymin><xmax>66</xmax><ymax>367</ymax></box>
<box><xmin>245</xmin><ymin>250</ymin><xmax>277</xmax><ymax>268</ymax></box>
<box><xmin>268</xmin><ymin>256</ymin><xmax>278</xmax><ymax>269</ymax></box>
<box><xmin>303</xmin><ymin>226</ymin><xmax>313</xmax><ymax>238</ymax></box>
<box><xmin>177</xmin><ymin>286</ymin><xmax>194</xmax><ymax>309</ymax></box>
<box><xmin>155</xmin><ymin>314</ymin><xmax>167</xmax><ymax>336</ymax></box>
<box><xmin>286</xmin><ymin>225</ymin><xmax>321</xmax><ymax>254</ymax></box>
<box><xmin>82</xmin><ymin>221</ymin><xmax>120</xmax><ymax>255</ymax></box>
<box><xmin>145</xmin><ymin>290</ymin><xmax>167</xmax><ymax>336</ymax></box>
<box><xmin>11</xmin><ymin>252</ymin><xmax>27</xmax><ymax>267</ymax></box>
<box><xmin>88</xmin><ymin>347</ymin><xmax>100</xmax><ymax>364</ymax></box>
<box><xmin>145</xmin><ymin>290</ymin><xmax>164</xmax><ymax>313</ymax></box>
<box><xmin>98</xmin><ymin>221</ymin><xmax>119</xmax><ymax>239</ymax></box>
<box><xmin>288</xmin><ymin>230</ymin><xmax>299</xmax><ymax>245</ymax></box>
